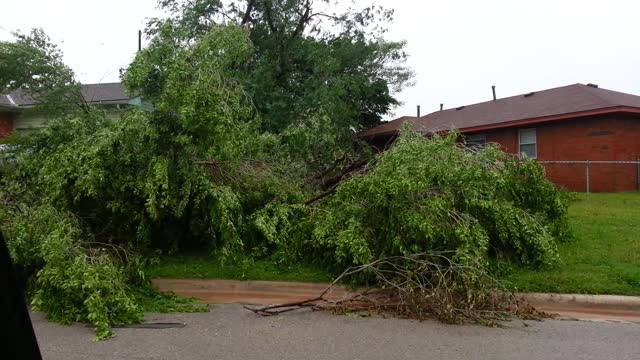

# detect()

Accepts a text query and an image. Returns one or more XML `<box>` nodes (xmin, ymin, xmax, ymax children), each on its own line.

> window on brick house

<box><xmin>519</xmin><ymin>128</ymin><xmax>537</xmax><ymax>158</ymax></box>
<box><xmin>465</xmin><ymin>134</ymin><xmax>486</xmax><ymax>147</ymax></box>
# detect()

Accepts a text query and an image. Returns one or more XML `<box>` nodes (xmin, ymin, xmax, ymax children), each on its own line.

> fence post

<box><xmin>637</xmin><ymin>157</ymin><xmax>640</xmax><ymax>191</ymax></box>
<box><xmin>586</xmin><ymin>160</ymin><xmax>590</xmax><ymax>202</ymax></box>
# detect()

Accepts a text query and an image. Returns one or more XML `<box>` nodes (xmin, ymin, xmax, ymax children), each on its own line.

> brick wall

<box><xmin>0</xmin><ymin>112</ymin><xmax>14</xmax><ymax>137</ymax></box>
<box><xmin>482</xmin><ymin>114</ymin><xmax>640</xmax><ymax>192</ymax></box>
<box><xmin>485</xmin><ymin>127</ymin><xmax>518</xmax><ymax>154</ymax></box>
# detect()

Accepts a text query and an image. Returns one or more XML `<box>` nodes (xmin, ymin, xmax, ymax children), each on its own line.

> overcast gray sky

<box><xmin>2</xmin><ymin>0</ymin><xmax>639</xmax><ymax>119</ymax></box>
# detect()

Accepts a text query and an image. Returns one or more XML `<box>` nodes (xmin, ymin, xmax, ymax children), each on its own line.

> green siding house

<box><xmin>0</xmin><ymin>82</ymin><xmax>131</xmax><ymax>137</ymax></box>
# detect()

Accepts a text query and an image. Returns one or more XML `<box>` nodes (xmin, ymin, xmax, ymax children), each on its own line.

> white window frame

<box><xmin>519</xmin><ymin>128</ymin><xmax>537</xmax><ymax>159</ymax></box>
<box><xmin>465</xmin><ymin>133</ymin><xmax>487</xmax><ymax>147</ymax></box>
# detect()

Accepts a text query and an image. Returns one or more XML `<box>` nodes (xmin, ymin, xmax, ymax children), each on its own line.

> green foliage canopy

<box><xmin>135</xmin><ymin>0</ymin><xmax>414</xmax><ymax>168</ymax></box>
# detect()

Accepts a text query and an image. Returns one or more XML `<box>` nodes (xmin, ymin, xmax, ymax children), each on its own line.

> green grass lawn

<box><xmin>146</xmin><ymin>254</ymin><xmax>331</xmax><ymax>283</ymax></box>
<box><xmin>503</xmin><ymin>192</ymin><xmax>640</xmax><ymax>296</ymax></box>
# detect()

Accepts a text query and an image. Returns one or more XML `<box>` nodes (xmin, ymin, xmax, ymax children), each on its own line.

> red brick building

<box><xmin>359</xmin><ymin>84</ymin><xmax>640</xmax><ymax>192</ymax></box>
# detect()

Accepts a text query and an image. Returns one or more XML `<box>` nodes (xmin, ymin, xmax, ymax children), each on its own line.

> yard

<box><xmin>147</xmin><ymin>193</ymin><xmax>640</xmax><ymax>296</ymax></box>
<box><xmin>503</xmin><ymin>192</ymin><xmax>640</xmax><ymax>295</ymax></box>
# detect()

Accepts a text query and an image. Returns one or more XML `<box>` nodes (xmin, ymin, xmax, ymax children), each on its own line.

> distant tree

<box><xmin>0</xmin><ymin>28</ymin><xmax>88</xmax><ymax>115</ymax></box>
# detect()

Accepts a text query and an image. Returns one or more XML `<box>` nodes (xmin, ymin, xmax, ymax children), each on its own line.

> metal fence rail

<box><xmin>537</xmin><ymin>160</ymin><xmax>640</xmax><ymax>200</ymax></box>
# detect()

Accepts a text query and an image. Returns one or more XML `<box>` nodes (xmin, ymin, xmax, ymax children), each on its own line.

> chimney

<box><xmin>440</xmin><ymin>103</ymin><xmax>443</xmax><ymax>111</ymax></box>
<box><xmin>138</xmin><ymin>30</ymin><xmax>142</xmax><ymax>52</ymax></box>
<box><xmin>492</xmin><ymin>85</ymin><xmax>496</xmax><ymax>101</ymax></box>
<box><xmin>416</xmin><ymin>105</ymin><xmax>421</xmax><ymax>117</ymax></box>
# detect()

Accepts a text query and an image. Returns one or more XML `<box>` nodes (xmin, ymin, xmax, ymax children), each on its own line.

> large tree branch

<box><xmin>241</xmin><ymin>0</ymin><xmax>256</xmax><ymax>24</ymax></box>
<box><xmin>321</xmin><ymin>159</ymin><xmax>369</xmax><ymax>190</ymax></box>
<box><xmin>289</xmin><ymin>0</ymin><xmax>311</xmax><ymax>41</ymax></box>
<box><xmin>263</xmin><ymin>1</ymin><xmax>279</xmax><ymax>33</ymax></box>
<box><xmin>67</xmin><ymin>85</ymin><xmax>91</xmax><ymax>114</ymax></box>
<box><xmin>311</xmin><ymin>154</ymin><xmax>348</xmax><ymax>181</ymax></box>
<box><xmin>303</xmin><ymin>158</ymin><xmax>372</xmax><ymax>205</ymax></box>
<box><xmin>303</xmin><ymin>182</ymin><xmax>338</xmax><ymax>205</ymax></box>
<box><xmin>308</xmin><ymin>12</ymin><xmax>345</xmax><ymax>22</ymax></box>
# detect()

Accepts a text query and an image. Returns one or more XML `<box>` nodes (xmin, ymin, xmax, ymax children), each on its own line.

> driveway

<box><xmin>33</xmin><ymin>305</ymin><xmax>639</xmax><ymax>360</ymax></box>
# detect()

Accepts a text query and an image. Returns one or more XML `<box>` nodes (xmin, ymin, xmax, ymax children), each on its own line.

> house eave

<box><xmin>456</xmin><ymin>106</ymin><xmax>640</xmax><ymax>134</ymax></box>
<box><xmin>0</xmin><ymin>105</ymin><xmax>22</xmax><ymax>112</ymax></box>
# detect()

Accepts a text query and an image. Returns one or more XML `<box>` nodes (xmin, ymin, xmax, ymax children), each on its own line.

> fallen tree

<box><xmin>1</xmin><ymin>5</ymin><xmax>569</xmax><ymax>339</ymax></box>
<box><xmin>248</xmin><ymin>129</ymin><xmax>569</xmax><ymax>324</ymax></box>
<box><xmin>255</xmin><ymin>128</ymin><xmax>570</xmax><ymax>272</ymax></box>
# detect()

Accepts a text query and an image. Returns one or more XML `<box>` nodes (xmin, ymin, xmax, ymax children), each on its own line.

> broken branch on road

<box><xmin>245</xmin><ymin>253</ymin><xmax>550</xmax><ymax>325</ymax></box>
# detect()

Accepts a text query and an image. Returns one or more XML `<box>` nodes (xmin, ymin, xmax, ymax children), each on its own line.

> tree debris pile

<box><xmin>246</xmin><ymin>253</ymin><xmax>550</xmax><ymax>325</ymax></box>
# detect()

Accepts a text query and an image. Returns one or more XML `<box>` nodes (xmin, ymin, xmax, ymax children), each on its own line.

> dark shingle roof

<box><xmin>359</xmin><ymin>83</ymin><xmax>640</xmax><ymax>138</ymax></box>
<box><xmin>80</xmin><ymin>82</ymin><xmax>129</xmax><ymax>104</ymax></box>
<box><xmin>3</xmin><ymin>89</ymin><xmax>35</xmax><ymax>107</ymax></box>
<box><xmin>1</xmin><ymin>82</ymin><xmax>129</xmax><ymax>108</ymax></box>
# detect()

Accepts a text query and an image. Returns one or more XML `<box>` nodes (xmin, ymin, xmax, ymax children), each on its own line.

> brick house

<box><xmin>0</xmin><ymin>82</ymin><xmax>130</xmax><ymax>136</ymax></box>
<box><xmin>358</xmin><ymin>83</ymin><xmax>640</xmax><ymax>192</ymax></box>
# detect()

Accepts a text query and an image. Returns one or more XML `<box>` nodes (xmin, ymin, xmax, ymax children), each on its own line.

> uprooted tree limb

<box><xmin>319</xmin><ymin>159</ymin><xmax>370</xmax><ymax>190</ymax></box>
<box><xmin>245</xmin><ymin>253</ymin><xmax>549</xmax><ymax>324</ymax></box>
<box><xmin>304</xmin><ymin>157</ymin><xmax>374</xmax><ymax>205</ymax></box>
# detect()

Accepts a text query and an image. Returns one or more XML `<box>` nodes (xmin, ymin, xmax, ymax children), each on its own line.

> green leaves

<box><xmin>1</xmin><ymin>205</ymin><xmax>144</xmax><ymax>340</ymax></box>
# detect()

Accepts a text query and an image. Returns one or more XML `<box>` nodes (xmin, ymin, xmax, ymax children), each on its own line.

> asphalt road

<box><xmin>32</xmin><ymin>305</ymin><xmax>639</xmax><ymax>360</ymax></box>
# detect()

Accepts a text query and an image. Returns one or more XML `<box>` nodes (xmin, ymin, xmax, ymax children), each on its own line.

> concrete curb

<box><xmin>518</xmin><ymin>292</ymin><xmax>640</xmax><ymax>310</ymax></box>
<box><xmin>154</xmin><ymin>279</ymin><xmax>640</xmax><ymax>322</ymax></box>
<box><xmin>154</xmin><ymin>278</ymin><xmax>640</xmax><ymax>310</ymax></box>
<box><xmin>153</xmin><ymin>278</ymin><xmax>352</xmax><ymax>305</ymax></box>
